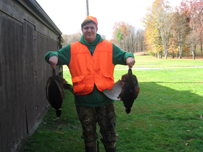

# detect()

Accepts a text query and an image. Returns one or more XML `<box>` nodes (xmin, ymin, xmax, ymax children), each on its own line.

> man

<box><xmin>45</xmin><ymin>16</ymin><xmax>135</xmax><ymax>152</ymax></box>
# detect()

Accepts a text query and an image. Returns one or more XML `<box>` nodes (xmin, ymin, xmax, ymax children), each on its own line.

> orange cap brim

<box><xmin>84</xmin><ymin>16</ymin><xmax>98</xmax><ymax>26</ymax></box>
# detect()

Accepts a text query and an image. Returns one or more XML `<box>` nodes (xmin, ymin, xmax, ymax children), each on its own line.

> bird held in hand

<box><xmin>118</xmin><ymin>68</ymin><xmax>139</xmax><ymax>114</ymax></box>
<box><xmin>46</xmin><ymin>69</ymin><xmax>73</xmax><ymax>118</ymax></box>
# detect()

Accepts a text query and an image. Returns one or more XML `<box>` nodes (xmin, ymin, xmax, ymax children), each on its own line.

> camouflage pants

<box><xmin>76</xmin><ymin>103</ymin><xmax>118</xmax><ymax>149</ymax></box>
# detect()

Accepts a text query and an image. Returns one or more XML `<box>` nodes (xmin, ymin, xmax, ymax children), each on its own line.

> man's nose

<box><xmin>87</xmin><ymin>28</ymin><xmax>91</xmax><ymax>32</ymax></box>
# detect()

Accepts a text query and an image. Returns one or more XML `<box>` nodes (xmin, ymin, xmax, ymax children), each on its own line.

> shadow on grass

<box><xmin>23</xmin><ymin>82</ymin><xmax>203</xmax><ymax>152</ymax></box>
<box><xmin>116</xmin><ymin>82</ymin><xmax>203</xmax><ymax>152</ymax></box>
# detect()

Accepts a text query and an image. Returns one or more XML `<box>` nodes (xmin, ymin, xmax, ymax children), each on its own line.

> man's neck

<box><xmin>84</xmin><ymin>37</ymin><xmax>96</xmax><ymax>43</ymax></box>
<box><xmin>85</xmin><ymin>39</ymin><xmax>94</xmax><ymax>43</ymax></box>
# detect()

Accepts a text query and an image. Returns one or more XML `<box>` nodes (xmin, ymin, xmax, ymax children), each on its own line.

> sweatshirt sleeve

<box><xmin>44</xmin><ymin>44</ymin><xmax>71</xmax><ymax>66</ymax></box>
<box><xmin>112</xmin><ymin>43</ymin><xmax>134</xmax><ymax>65</ymax></box>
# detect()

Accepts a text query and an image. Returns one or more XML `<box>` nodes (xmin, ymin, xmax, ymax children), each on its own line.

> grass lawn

<box><xmin>23</xmin><ymin>56</ymin><xmax>203</xmax><ymax>152</ymax></box>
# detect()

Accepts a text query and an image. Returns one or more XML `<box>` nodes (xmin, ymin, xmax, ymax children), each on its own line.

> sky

<box><xmin>36</xmin><ymin>0</ymin><xmax>183</xmax><ymax>40</ymax></box>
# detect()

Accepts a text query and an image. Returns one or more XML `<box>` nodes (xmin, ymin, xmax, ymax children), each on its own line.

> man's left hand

<box><xmin>126</xmin><ymin>57</ymin><xmax>135</xmax><ymax>68</ymax></box>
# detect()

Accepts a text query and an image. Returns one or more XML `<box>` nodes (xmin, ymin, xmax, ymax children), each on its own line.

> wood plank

<box><xmin>0</xmin><ymin>1</ymin><xmax>62</xmax><ymax>151</ymax></box>
<box><xmin>0</xmin><ymin>11</ymin><xmax>9</xmax><ymax>152</ymax></box>
<box><xmin>14</xmin><ymin>19</ymin><xmax>27</xmax><ymax>147</ymax></box>
<box><xmin>4</xmin><ymin>13</ymin><xmax>14</xmax><ymax>152</ymax></box>
<box><xmin>24</xmin><ymin>21</ymin><xmax>37</xmax><ymax>133</ymax></box>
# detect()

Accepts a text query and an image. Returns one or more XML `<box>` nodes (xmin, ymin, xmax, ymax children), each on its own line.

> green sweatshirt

<box><xmin>45</xmin><ymin>34</ymin><xmax>134</xmax><ymax>107</ymax></box>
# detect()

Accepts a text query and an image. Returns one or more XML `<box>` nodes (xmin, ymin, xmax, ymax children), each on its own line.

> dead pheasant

<box><xmin>119</xmin><ymin>68</ymin><xmax>139</xmax><ymax>114</ymax></box>
<box><xmin>46</xmin><ymin>69</ymin><xmax>73</xmax><ymax>118</ymax></box>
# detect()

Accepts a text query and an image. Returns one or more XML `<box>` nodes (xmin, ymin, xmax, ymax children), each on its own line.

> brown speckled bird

<box><xmin>119</xmin><ymin>68</ymin><xmax>139</xmax><ymax>114</ymax></box>
<box><xmin>46</xmin><ymin>69</ymin><xmax>73</xmax><ymax>117</ymax></box>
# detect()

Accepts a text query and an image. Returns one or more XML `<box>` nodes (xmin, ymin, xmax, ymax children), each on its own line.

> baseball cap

<box><xmin>83</xmin><ymin>16</ymin><xmax>98</xmax><ymax>26</ymax></box>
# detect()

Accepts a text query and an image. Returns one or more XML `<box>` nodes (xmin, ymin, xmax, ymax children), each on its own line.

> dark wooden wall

<box><xmin>0</xmin><ymin>0</ymin><xmax>62</xmax><ymax>151</ymax></box>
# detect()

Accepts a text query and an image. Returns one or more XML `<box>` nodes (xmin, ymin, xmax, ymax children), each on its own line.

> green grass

<box><xmin>23</xmin><ymin>56</ymin><xmax>203</xmax><ymax>152</ymax></box>
<box><xmin>62</xmin><ymin>55</ymin><xmax>203</xmax><ymax>70</ymax></box>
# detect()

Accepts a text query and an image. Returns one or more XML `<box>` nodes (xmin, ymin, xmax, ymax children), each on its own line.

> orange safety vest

<box><xmin>69</xmin><ymin>40</ymin><xmax>115</xmax><ymax>95</ymax></box>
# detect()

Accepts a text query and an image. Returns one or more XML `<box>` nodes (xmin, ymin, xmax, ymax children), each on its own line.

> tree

<box><xmin>155</xmin><ymin>0</ymin><xmax>173</xmax><ymax>59</ymax></box>
<box><xmin>116</xmin><ymin>29</ymin><xmax>122</xmax><ymax>43</ymax></box>
<box><xmin>112</xmin><ymin>22</ymin><xmax>145</xmax><ymax>53</ymax></box>
<box><xmin>188</xmin><ymin>0</ymin><xmax>203</xmax><ymax>56</ymax></box>
<box><xmin>62</xmin><ymin>33</ymin><xmax>82</xmax><ymax>47</ymax></box>
<box><xmin>143</xmin><ymin>0</ymin><xmax>166</xmax><ymax>58</ymax></box>
<box><xmin>168</xmin><ymin>37</ymin><xmax>179</xmax><ymax>58</ymax></box>
<box><xmin>179</xmin><ymin>0</ymin><xmax>203</xmax><ymax>59</ymax></box>
<box><xmin>112</xmin><ymin>22</ymin><xmax>133</xmax><ymax>45</ymax></box>
<box><xmin>136</xmin><ymin>30</ymin><xmax>145</xmax><ymax>52</ymax></box>
<box><xmin>170</xmin><ymin>10</ymin><xmax>190</xmax><ymax>58</ymax></box>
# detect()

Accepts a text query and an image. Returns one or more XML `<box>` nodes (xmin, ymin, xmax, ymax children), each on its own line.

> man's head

<box><xmin>81</xmin><ymin>16</ymin><xmax>98</xmax><ymax>28</ymax></box>
<box><xmin>81</xmin><ymin>16</ymin><xmax>98</xmax><ymax>43</ymax></box>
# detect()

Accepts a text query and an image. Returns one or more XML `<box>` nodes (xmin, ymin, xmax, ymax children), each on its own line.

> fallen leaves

<box><xmin>57</xmin><ymin>131</ymin><xmax>64</xmax><ymax>134</ymax></box>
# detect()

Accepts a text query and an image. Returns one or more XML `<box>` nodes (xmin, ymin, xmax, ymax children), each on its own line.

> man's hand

<box><xmin>126</xmin><ymin>57</ymin><xmax>135</xmax><ymax>68</ymax></box>
<box><xmin>49</xmin><ymin>55</ymin><xmax>58</xmax><ymax>69</ymax></box>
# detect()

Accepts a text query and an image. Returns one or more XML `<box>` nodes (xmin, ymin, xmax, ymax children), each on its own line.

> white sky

<box><xmin>36</xmin><ymin>0</ymin><xmax>182</xmax><ymax>40</ymax></box>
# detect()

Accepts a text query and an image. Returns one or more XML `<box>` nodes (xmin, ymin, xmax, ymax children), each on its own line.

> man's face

<box><xmin>81</xmin><ymin>22</ymin><xmax>98</xmax><ymax>43</ymax></box>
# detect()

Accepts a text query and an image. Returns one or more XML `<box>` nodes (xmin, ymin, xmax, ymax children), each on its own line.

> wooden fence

<box><xmin>0</xmin><ymin>0</ymin><xmax>63</xmax><ymax>151</ymax></box>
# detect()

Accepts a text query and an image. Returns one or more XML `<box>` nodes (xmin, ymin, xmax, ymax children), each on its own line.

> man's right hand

<box><xmin>49</xmin><ymin>55</ymin><xmax>58</xmax><ymax>69</ymax></box>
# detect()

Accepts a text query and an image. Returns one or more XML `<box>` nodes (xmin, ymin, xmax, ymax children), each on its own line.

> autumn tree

<box><xmin>168</xmin><ymin>37</ymin><xmax>179</xmax><ymax>58</ymax></box>
<box><xmin>143</xmin><ymin>0</ymin><xmax>165</xmax><ymax>58</ymax></box>
<box><xmin>113</xmin><ymin>22</ymin><xmax>131</xmax><ymax>38</ymax></box>
<box><xmin>135</xmin><ymin>30</ymin><xmax>145</xmax><ymax>52</ymax></box>
<box><xmin>179</xmin><ymin>0</ymin><xmax>203</xmax><ymax>59</ymax></box>
<box><xmin>112</xmin><ymin>22</ymin><xmax>131</xmax><ymax>46</ymax></box>
<box><xmin>188</xmin><ymin>0</ymin><xmax>203</xmax><ymax>56</ymax></box>
<box><xmin>112</xmin><ymin>22</ymin><xmax>145</xmax><ymax>53</ymax></box>
<box><xmin>119</xmin><ymin>25</ymin><xmax>136</xmax><ymax>53</ymax></box>
<box><xmin>170</xmin><ymin>10</ymin><xmax>190</xmax><ymax>58</ymax></box>
<box><xmin>155</xmin><ymin>0</ymin><xmax>173</xmax><ymax>59</ymax></box>
<box><xmin>62</xmin><ymin>33</ymin><xmax>82</xmax><ymax>47</ymax></box>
